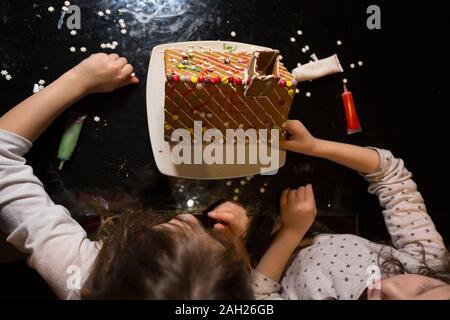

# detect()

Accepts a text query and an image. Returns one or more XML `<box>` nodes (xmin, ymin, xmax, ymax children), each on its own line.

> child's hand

<box><xmin>280</xmin><ymin>184</ymin><xmax>317</xmax><ymax>235</ymax></box>
<box><xmin>69</xmin><ymin>53</ymin><xmax>139</xmax><ymax>95</ymax></box>
<box><xmin>208</xmin><ymin>201</ymin><xmax>249</xmax><ymax>237</ymax></box>
<box><xmin>279</xmin><ymin>120</ymin><xmax>317</xmax><ymax>155</ymax></box>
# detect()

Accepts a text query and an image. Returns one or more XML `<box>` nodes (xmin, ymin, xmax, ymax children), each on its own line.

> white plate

<box><xmin>146</xmin><ymin>40</ymin><xmax>286</xmax><ymax>180</ymax></box>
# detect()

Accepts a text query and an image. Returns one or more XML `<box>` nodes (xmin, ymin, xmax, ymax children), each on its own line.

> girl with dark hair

<box><xmin>253</xmin><ymin>120</ymin><xmax>450</xmax><ymax>300</ymax></box>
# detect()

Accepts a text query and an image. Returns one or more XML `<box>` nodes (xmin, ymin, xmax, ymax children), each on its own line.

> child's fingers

<box><xmin>281</xmin><ymin>120</ymin><xmax>302</xmax><ymax>136</ymax></box>
<box><xmin>288</xmin><ymin>188</ymin><xmax>296</xmax><ymax>205</ymax></box>
<box><xmin>109</xmin><ymin>53</ymin><xmax>120</xmax><ymax>61</ymax></box>
<box><xmin>116</xmin><ymin>57</ymin><xmax>128</xmax><ymax>68</ymax></box>
<box><xmin>208</xmin><ymin>211</ymin><xmax>234</xmax><ymax>223</ymax></box>
<box><xmin>297</xmin><ymin>186</ymin><xmax>306</xmax><ymax>202</ymax></box>
<box><xmin>279</xmin><ymin>139</ymin><xmax>296</xmax><ymax>151</ymax></box>
<box><xmin>305</xmin><ymin>184</ymin><xmax>316</xmax><ymax>208</ymax></box>
<box><xmin>213</xmin><ymin>223</ymin><xmax>226</xmax><ymax>232</ymax></box>
<box><xmin>280</xmin><ymin>189</ymin><xmax>289</xmax><ymax>209</ymax></box>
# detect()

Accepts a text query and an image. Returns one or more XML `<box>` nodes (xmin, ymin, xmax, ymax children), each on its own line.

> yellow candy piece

<box><xmin>172</xmin><ymin>114</ymin><xmax>179</xmax><ymax>121</ymax></box>
<box><xmin>177</xmin><ymin>63</ymin><xmax>186</xmax><ymax>69</ymax></box>
<box><xmin>286</xmin><ymin>80</ymin><xmax>293</xmax><ymax>87</ymax></box>
<box><xmin>165</xmin><ymin>124</ymin><xmax>172</xmax><ymax>130</ymax></box>
<box><xmin>221</xmin><ymin>76</ymin><xmax>229</xmax><ymax>84</ymax></box>
<box><xmin>202</xmin><ymin>127</ymin><xmax>207</xmax><ymax>133</ymax></box>
<box><xmin>288</xmin><ymin>89</ymin><xmax>295</xmax><ymax>96</ymax></box>
<box><xmin>188</xmin><ymin>128</ymin><xmax>194</xmax><ymax>134</ymax></box>
<box><xmin>191</xmin><ymin>76</ymin><xmax>198</xmax><ymax>84</ymax></box>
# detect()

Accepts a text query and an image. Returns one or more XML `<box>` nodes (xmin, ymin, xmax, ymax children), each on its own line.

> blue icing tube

<box><xmin>58</xmin><ymin>112</ymin><xmax>87</xmax><ymax>170</ymax></box>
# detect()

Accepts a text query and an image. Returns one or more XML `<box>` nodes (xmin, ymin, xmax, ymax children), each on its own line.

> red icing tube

<box><xmin>342</xmin><ymin>84</ymin><xmax>362</xmax><ymax>135</ymax></box>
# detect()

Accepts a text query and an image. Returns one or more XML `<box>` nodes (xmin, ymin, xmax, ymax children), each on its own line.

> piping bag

<box><xmin>341</xmin><ymin>84</ymin><xmax>362</xmax><ymax>135</ymax></box>
<box><xmin>292</xmin><ymin>54</ymin><xmax>343</xmax><ymax>82</ymax></box>
<box><xmin>57</xmin><ymin>112</ymin><xmax>87</xmax><ymax>170</ymax></box>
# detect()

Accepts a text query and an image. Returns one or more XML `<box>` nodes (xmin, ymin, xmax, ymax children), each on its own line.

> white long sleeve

<box><xmin>0</xmin><ymin>129</ymin><xmax>99</xmax><ymax>299</ymax></box>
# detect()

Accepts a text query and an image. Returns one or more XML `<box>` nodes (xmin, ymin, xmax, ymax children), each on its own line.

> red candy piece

<box><xmin>228</xmin><ymin>76</ymin><xmax>234</xmax><ymax>84</ymax></box>
<box><xmin>198</xmin><ymin>76</ymin><xmax>205</xmax><ymax>83</ymax></box>
<box><xmin>212</xmin><ymin>76</ymin><xmax>221</xmax><ymax>84</ymax></box>
<box><xmin>172</xmin><ymin>75</ymin><xmax>180</xmax><ymax>82</ymax></box>
<box><xmin>278</xmin><ymin>79</ymin><xmax>287</xmax><ymax>87</ymax></box>
<box><xmin>235</xmin><ymin>77</ymin><xmax>243</xmax><ymax>85</ymax></box>
<box><xmin>246</xmin><ymin>78</ymin><xmax>251</xmax><ymax>85</ymax></box>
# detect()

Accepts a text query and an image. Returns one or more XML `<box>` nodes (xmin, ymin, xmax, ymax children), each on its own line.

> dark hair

<box><xmin>377</xmin><ymin>242</ymin><xmax>450</xmax><ymax>284</ymax></box>
<box><xmin>81</xmin><ymin>209</ymin><xmax>253</xmax><ymax>299</ymax></box>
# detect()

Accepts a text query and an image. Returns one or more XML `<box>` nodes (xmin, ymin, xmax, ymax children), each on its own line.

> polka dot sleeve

<box><xmin>361</xmin><ymin>148</ymin><xmax>447</xmax><ymax>269</ymax></box>
<box><xmin>252</xmin><ymin>269</ymin><xmax>284</xmax><ymax>300</ymax></box>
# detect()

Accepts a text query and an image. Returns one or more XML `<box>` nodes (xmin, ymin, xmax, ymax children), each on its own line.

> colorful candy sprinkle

<box><xmin>185</xmin><ymin>75</ymin><xmax>191</xmax><ymax>82</ymax></box>
<box><xmin>172</xmin><ymin>114</ymin><xmax>179</xmax><ymax>121</ymax></box>
<box><xmin>172</xmin><ymin>75</ymin><xmax>180</xmax><ymax>82</ymax></box>
<box><xmin>278</xmin><ymin>79</ymin><xmax>287</xmax><ymax>87</ymax></box>
<box><xmin>177</xmin><ymin>63</ymin><xmax>186</xmax><ymax>69</ymax></box>
<box><xmin>180</xmin><ymin>75</ymin><xmax>186</xmax><ymax>82</ymax></box>
<box><xmin>288</xmin><ymin>89</ymin><xmax>295</xmax><ymax>96</ymax></box>
<box><xmin>235</xmin><ymin>77</ymin><xmax>243</xmax><ymax>85</ymax></box>
<box><xmin>191</xmin><ymin>76</ymin><xmax>198</xmax><ymax>84</ymax></box>
<box><xmin>286</xmin><ymin>80</ymin><xmax>293</xmax><ymax>87</ymax></box>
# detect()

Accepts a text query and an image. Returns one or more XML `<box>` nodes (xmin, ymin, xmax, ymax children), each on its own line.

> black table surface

<box><xmin>1</xmin><ymin>1</ymin><xmax>450</xmax><ymax>239</ymax></box>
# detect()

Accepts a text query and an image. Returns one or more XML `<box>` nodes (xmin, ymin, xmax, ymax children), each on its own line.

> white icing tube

<box><xmin>292</xmin><ymin>54</ymin><xmax>343</xmax><ymax>82</ymax></box>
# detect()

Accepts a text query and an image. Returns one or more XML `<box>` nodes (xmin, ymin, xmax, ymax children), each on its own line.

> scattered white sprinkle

<box><xmin>105</xmin><ymin>9</ymin><xmax>111</xmax><ymax>15</ymax></box>
<box><xmin>240</xmin><ymin>180</ymin><xmax>246</xmax><ymax>186</ymax></box>
<box><xmin>69</xmin><ymin>46</ymin><xmax>76</xmax><ymax>52</ymax></box>
<box><xmin>94</xmin><ymin>116</ymin><xmax>101</xmax><ymax>122</ymax></box>
<box><xmin>1</xmin><ymin>70</ymin><xmax>8</xmax><ymax>76</ymax></box>
<box><xmin>98</xmin><ymin>11</ymin><xmax>104</xmax><ymax>17</ymax></box>
<box><xmin>232</xmin><ymin>196</ymin><xmax>239</xmax><ymax>202</ymax></box>
<box><xmin>118</xmin><ymin>19</ymin><xmax>125</xmax><ymax>24</ymax></box>
<box><xmin>246</xmin><ymin>176</ymin><xmax>252</xmax><ymax>181</ymax></box>
<box><xmin>328</xmin><ymin>203</ymin><xmax>332</xmax><ymax>208</ymax></box>
<box><xmin>100</xmin><ymin>43</ymin><xmax>107</xmax><ymax>49</ymax></box>
<box><xmin>238</xmin><ymin>123</ymin><xmax>244</xmax><ymax>129</ymax></box>
<box><xmin>80</xmin><ymin>47</ymin><xmax>87</xmax><ymax>52</ymax></box>
<box><xmin>62</xmin><ymin>6</ymin><xmax>68</xmax><ymax>12</ymax></box>
<box><xmin>106</xmin><ymin>43</ymin><xmax>112</xmax><ymax>49</ymax></box>
<box><xmin>295</xmin><ymin>89</ymin><xmax>300</xmax><ymax>94</ymax></box>
<box><xmin>264</xmin><ymin>182</ymin><xmax>268</xmax><ymax>186</ymax></box>
<box><xmin>260</xmin><ymin>187</ymin><xmax>266</xmax><ymax>193</ymax></box>
<box><xmin>230</xmin><ymin>31</ymin><xmax>236</xmax><ymax>37</ymax></box>
<box><xmin>199</xmin><ymin>112</ymin><xmax>206</xmax><ymax>118</ymax></box>
<box><xmin>358</xmin><ymin>61</ymin><xmax>363</xmax><ymax>66</ymax></box>
<box><xmin>290</xmin><ymin>37</ymin><xmax>296</xmax><ymax>43</ymax></box>
<box><xmin>64</xmin><ymin>1</ymin><xmax>71</xmax><ymax>6</ymax></box>
<box><xmin>186</xmin><ymin>199</ymin><xmax>194</xmax><ymax>208</ymax></box>
<box><xmin>121</xmin><ymin>29</ymin><xmax>127</xmax><ymax>35</ymax></box>
<box><xmin>343</xmin><ymin>78</ymin><xmax>348</xmax><ymax>84</ymax></box>
<box><xmin>337</xmin><ymin>40</ymin><xmax>342</xmax><ymax>46</ymax></box>
<box><xmin>206</xmin><ymin>113</ymin><xmax>213</xmax><ymax>119</ymax></box>
<box><xmin>279</xmin><ymin>55</ymin><xmax>283</xmax><ymax>61</ymax></box>
<box><xmin>234</xmin><ymin>188</ymin><xmax>240</xmax><ymax>194</ymax></box>
<box><xmin>38</xmin><ymin>79</ymin><xmax>45</xmax><ymax>85</ymax></box>
<box><xmin>305</xmin><ymin>45</ymin><xmax>310</xmax><ymax>50</ymax></box>
<box><xmin>350</xmin><ymin>63</ymin><xmax>355</xmax><ymax>69</ymax></box>
<box><xmin>33</xmin><ymin>84</ymin><xmax>40</xmax><ymax>93</ymax></box>
<box><xmin>297</xmin><ymin>63</ymin><xmax>302</xmax><ymax>68</ymax></box>
<box><xmin>5</xmin><ymin>75</ymin><xmax>12</xmax><ymax>81</ymax></box>
<box><xmin>120</xmin><ymin>22</ymin><xmax>126</xmax><ymax>28</ymax></box>
<box><xmin>48</xmin><ymin>6</ymin><xmax>55</xmax><ymax>12</ymax></box>
<box><xmin>131</xmin><ymin>72</ymin><xmax>136</xmax><ymax>77</ymax></box>
<box><xmin>297</xmin><ymin>30</ymin><xmax>303</xmax><ymax>35</ymax></box>
<box><xmin>70</xmin><ymin>30</ymin><xmax>77</xmax><ymax>36</ymax></box>
<box><xmin>223</xmin><ymin>122</ymin><xmax>229</xmax><ymax>127</ymax></box>
<box><xmin>226</xmin><ymin>181</ymin><xmax>232</xmax><ymax>186</ymax></box>
<box><xmin>112</xmin><ymin>41</ymin><xmax>118</xmax><ymax>46</ymax></box>
<box><xmin>305</xmin><ymin>92</ymin><xmax>311</xmax><ymax>98</ymax></box>
<box><xmin>38</xmin><ymin>85</ymin><xmax>44</xmax><ymax>90</ymax></box>
<box><xmin>301</xmin><ymin>48</ymin><xmax>307</xmax><ymax>53</ymax></box>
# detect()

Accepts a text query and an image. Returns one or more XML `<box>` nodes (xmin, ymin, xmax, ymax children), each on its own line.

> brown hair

<box><xmin>377</xmin><ymin>242</ymin><xmax>450</xmax><ymax>284</ymax></box>
<box><xmin>81</xmin><ymin>209</ymin><xmax>253</xmax><ymax>299</ymax></box>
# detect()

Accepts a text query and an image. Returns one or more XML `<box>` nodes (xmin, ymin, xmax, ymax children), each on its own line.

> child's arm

<box><xmin>280</xmin><ymin>120</ymin><xmax>447</xmax><ymax>269</ymax></box>
<box><xmin>253</xmin><ymin>185</ymin><xmax>316</xmax><ymax>299</ymax></box>
<box><xmin>280</xmin><ymin>120</ymin><xmax>380</xmax><ymax>174</ymax></box>
<box><xmin>0</xmin><ymin>53</ymin><xmax>139</xmax><ymax>142</ymax></box>
<box><xmin>0</xmin><ymin>53</ymin><xmax>139</xmax><ymax>298</ymax></box>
